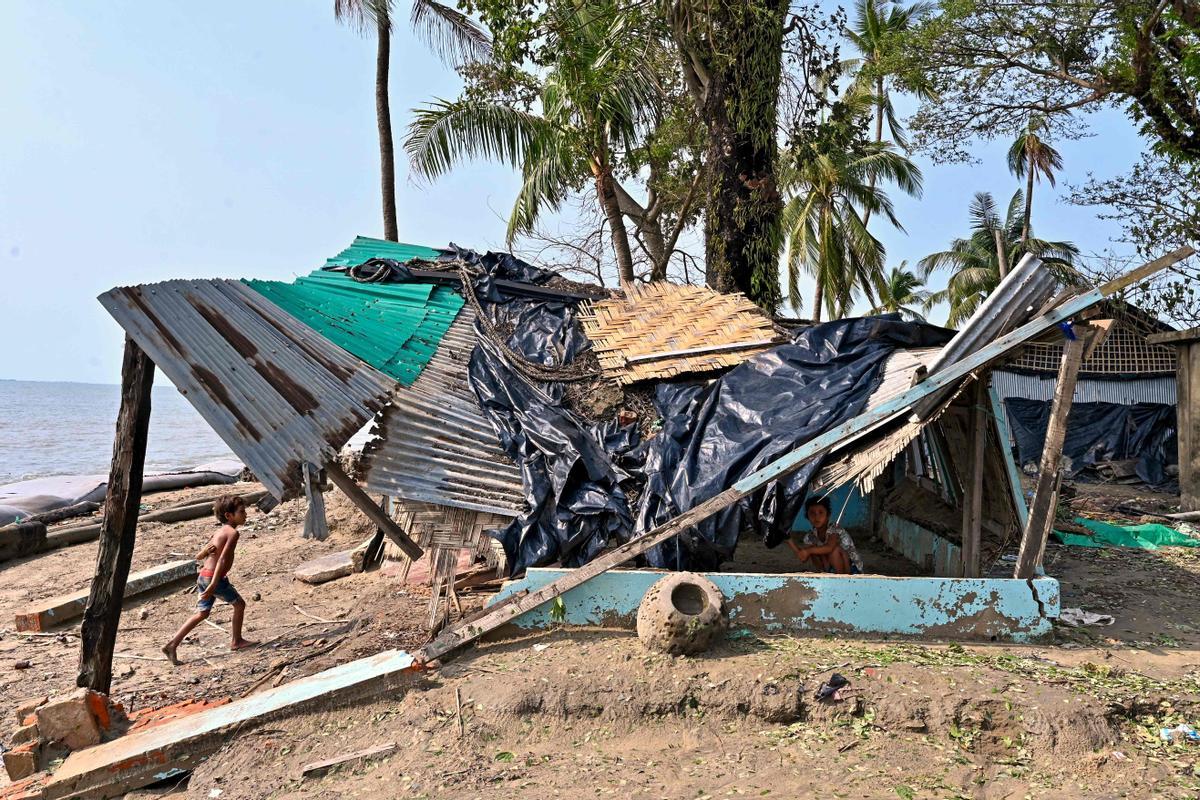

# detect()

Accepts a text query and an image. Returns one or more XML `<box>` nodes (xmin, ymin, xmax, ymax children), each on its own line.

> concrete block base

<box><xmin>494</xmin><ymin>569</ymin><xmax>1060</xmax><ymax>643</ymax></box>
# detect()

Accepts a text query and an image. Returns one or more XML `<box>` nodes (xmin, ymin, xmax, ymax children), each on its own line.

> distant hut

<box><xmin>992</xmin><ymin>301</ymin><xmax>1178</xmax><ymax>483</ymax></box>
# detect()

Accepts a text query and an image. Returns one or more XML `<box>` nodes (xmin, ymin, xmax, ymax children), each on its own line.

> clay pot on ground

<box><xmin>636</xmin><ymin>572</ymin><xmax>728</xmax><ymax>656</ymax></box>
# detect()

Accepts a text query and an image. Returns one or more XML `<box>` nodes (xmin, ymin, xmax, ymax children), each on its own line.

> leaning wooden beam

<box><xmin>325</xmin><ymin>462</ymin><xmax>423</xmax><ymax>560</ymax></box>
<box><xmin>77</xmin><ymin>336</ymin><xmax>155</xmax><ymax>693</ymax></box>
<box><xmin>1013</xmin><ymin>327</ymin><xmax>1094</xmax><ymax>579</ymax></box>
<box><xmin>17</xmin><ymin>560</ymin><xmax>197</xmax><ymax>632</ymax></box>
<box><xmin>960</xmin><ymin>377</ymin><xmax>988</xmax><ymax>578</ymax></box>
<box><xmin>416</xmin><ymin>249</ymin><xmax>1193</xmax><ymax>664</ymax></box>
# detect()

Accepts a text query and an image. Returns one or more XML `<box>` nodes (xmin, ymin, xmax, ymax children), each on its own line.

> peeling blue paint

<box><xmin>495</xmin><ymin>569</ymin><xmax>1058</xmax><ymax>642</ymax></box>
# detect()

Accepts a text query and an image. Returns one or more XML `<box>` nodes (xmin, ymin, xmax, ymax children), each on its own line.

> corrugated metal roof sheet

<box><xmin>245</xmin><ymin>270</ymin><xmax>464</xmax><ymax>386</ymax></box>
<box><xmin>362</xmin><ymin>307</ymin><xmax>526</xmax><ymax>517</ymax></box>
<box><xmin>323</xmin><ymin>236</ymin><xmax>444</xmax><ymax>269</ymax></box>
<box><xmin>992</xmin><ymin>369</ymin><xmax>1177</xmax><ymax>405</ymax></box>
<box><xmin>99</xmin><ymin>280</ymin><xmax>395</xmax><ymax>499</ymax></box>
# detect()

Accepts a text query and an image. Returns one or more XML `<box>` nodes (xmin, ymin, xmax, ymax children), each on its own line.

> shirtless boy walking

<box><xmin>163</xmin><ymin>494</ymin><xmax>256</xmax><ymax>665</ymax></box>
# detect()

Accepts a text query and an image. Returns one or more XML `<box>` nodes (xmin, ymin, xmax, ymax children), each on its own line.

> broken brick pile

<box><xmin>2</xmin><ymin>690</ymin><xmax>126</xmax><ymax>782</ymax></box>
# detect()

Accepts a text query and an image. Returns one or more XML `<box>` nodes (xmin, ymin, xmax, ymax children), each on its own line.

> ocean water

<box><xmin>0</xmin><ymin>379</ymin><xmax>235</xmax><ymax>485</ymax></box>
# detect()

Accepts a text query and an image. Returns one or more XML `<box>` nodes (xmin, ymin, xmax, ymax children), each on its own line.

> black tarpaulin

<box><xmin>633</xmin><ymin>315</ymin><xmax>955</xmax><ymax>571</ymax></box>
<box><xmin>455</xmin><ymin>248</ymin><xmax>957</xmax><ymax>574</ymax></box>
<box><xmin>1004</xmin><ymin>398</ymin><xmax>1177</xmax><ymax>486</ymax></box>
<box><xmin>458</xmin><ymin>250</ymin><xmax>635</xmax><ymax>576</ymax></box>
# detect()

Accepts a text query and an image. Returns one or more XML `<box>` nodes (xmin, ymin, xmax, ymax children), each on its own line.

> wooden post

<box><xmin>325</xmin><ymin>461</ymin><xmax>423</xmax><ymax>560</ymax></box>
<box><xmin>1013</xmin><ymin>327</ymin><xmax>1093</xmax><ymax>579</ymax></box>
<box><xmin>1147</xmin><ymin>328</ymin><xmax>1200</xmax><ymax>512</ymax></box>
<box><xmin>960</xmin><ymin>376</ymin><xmax>988</xmax><ymax>578</ymax></box>
<box><xmin>1179</xmin><ymin>341</ymin><xmax>1200</xmax><ymax>512</ymax></box>
<box><xmin>78</xmin><ymin>336</ymin><xmax>155</xmax><ymax>692</ymax></box>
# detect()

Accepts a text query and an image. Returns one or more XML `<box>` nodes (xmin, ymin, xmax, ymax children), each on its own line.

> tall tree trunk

<box><xmin>861</xmin><ymin>77</ymin><xmax>885</xmax><ymax>230</ymax></box>
<box><xmin>811</xmin><ymin>273</ymin><xmax>824</xmax><ymax>323</ymax></box>
<box><xmin>993</xmin><ymin>227</ymin><xmax>1011</xmax><ymax>279</ymax></box>
<box><xmin>376</xmin><ymin>13</ymin><xmax>399</xmax><ymax>242</ymax></box>
<box><xmin>1022</xmin><ymin>151</ymin><xmax>1034</xmax><ymax>244</ymax></box>
<box><xmin>594</xmin><ymin>162</ymin><xmax>636</xmax><ymax>289</ymax></box>
<box><xmin>689</xmin><ymin>0</ymin><xmax>788</xmax><ymax>313</ymax></box>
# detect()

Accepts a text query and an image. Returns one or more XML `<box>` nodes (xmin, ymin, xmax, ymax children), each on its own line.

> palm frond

<box><xmin>335</xmin><ymin>0</ymin><xmax>392</xmax><ymax>33</ymax></box>
<box><xmin>410</xmin><ymin>0</ymin><xmax>492</xmax><ymax>66</ymax></box>
<box><xmin>405</xmin><ymin>99</ymin><xmax>558</xmax><ymax>179</ymax></box>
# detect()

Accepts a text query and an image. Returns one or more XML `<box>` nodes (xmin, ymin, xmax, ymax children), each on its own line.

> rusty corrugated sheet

<box><xmin>99</xmin><ymin>280</ymin><xmax>396</xmax><ymax>499</ymax></box>
<box><xmin>362</xmin><ymin>307</ymin><xmax>526</xmax><ymax>517</ymax></box>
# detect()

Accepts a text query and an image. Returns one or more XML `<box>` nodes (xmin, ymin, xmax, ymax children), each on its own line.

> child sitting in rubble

<box><xmin>787</xmin><ymin>496</ymin><xmax>863</xmax><ymax>575</ymax></box>
<box><xmin>162</xmin><ymin>494</ymin><xmax>256</xmax><ymax>665</ymax></box>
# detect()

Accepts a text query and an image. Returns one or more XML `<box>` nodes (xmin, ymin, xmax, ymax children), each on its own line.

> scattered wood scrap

<box><xmin>301</xmin><ymin>742</ymin><xmax>397</xmax><ymax>779</ymax></box>
<box><xmin>15</xmin><ymin>560</ymin><xmax>197</xmax><ymax>632</ymax></box>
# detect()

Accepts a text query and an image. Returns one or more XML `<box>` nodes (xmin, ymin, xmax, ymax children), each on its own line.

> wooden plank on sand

<box><xmin>16</xmin><ymin>559</ymin><xmax>197</xmax><ymax>633</ymax></box>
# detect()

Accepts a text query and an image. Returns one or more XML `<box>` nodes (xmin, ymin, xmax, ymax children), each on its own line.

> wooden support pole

<box><xmin>961</xmin><ymin>376</ymin><xmax>988</xmax><ymax>578</ymax></box>
<box><xmin>1013</xmin><ymin>327</ymin><xmax>1094</xmax><ymax>579</ymax></box>
<box><xmin>325</xmin><ymin>461</ymin><xmax>423</xmax><ymax>560</ymax></box>
<box><xmin>78</xmin><ymin>336</ymin><xmax>155</xmax><ymax>693</ymax></box>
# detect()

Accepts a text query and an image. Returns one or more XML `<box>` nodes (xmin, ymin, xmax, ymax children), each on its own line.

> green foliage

<box><xmin>870</xmin><ymin>263</ymin><xmax>930</xmax><ymax>320</ymax></box>
<box><xmin>781</xmin><ymin>86</ymin><xmax>923</xmax><ymax>319</ymax></box>
<box><xmin>843</xmin><ymin>0</ymin><xmax>937</xmax><ymax>150</ymax></box>
<box><xmin>895</xmin><ymin>0</ymin><xmax>1200</xmax><ymax>161</ymax></box>
<box><xmin>1067</xmin><ymin>152</ymin><xmax>1200</xmax><ymax>327</ymax></box>
<box><xmin>920</xmin><ymin>190</ymin><xmax>1079</xmax><ymax>325</ymax></box>
<box><xmin>405</xmin><ymin>0</ymin><xmax>660</xmax><ymax>244</ymax></box>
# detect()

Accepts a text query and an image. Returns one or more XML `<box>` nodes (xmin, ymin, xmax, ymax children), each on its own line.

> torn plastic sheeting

<box><xmin>1052</xmin><ymin>517</ymin><xmax>1200</xmax><ymax>550</ymax></box>
<box><xmin>1004</xmin><ymin>398</ymin><xmax>1177</xmax><ymax>485</ymax></box>
<box><xmin>456</xmin><ymin>247</ymin><xmax>956</xmax><ymax>574</ymax></box>
<box><xmin>461</xmin><ymin>249</ymin><xmax>635</xmax><ymax>576</ymax></box>
<box><xmin>633</xmin><ymin>315</ymin><xmax>956</xmax><ymax>571</ymax></box>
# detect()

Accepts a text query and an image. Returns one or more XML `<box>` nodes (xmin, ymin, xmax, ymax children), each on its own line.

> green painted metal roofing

<box><xmin>323</xmin><ymin>236</ymin><xmax>444</xmax><ymax>269</ymax></box>
<box><xmin>245</xmin><ymin>268</ymin><xmax>464</xmax><ymax>387</ymax></box>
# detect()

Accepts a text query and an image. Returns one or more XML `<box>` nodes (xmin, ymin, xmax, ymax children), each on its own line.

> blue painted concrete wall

<box><xmin>496</xmin><ymin>569</ymin><xmax>1059</xmax><ymax>642</ymax></box>
<box><xmin>879</xmin><ymin>512</ymin><xmax>963</xmax><ymax>577</ymax></box>
<box><xmin>792</xmin><ymin>483</ymin><xmax>869</xmax><ymax>533</ymax></box>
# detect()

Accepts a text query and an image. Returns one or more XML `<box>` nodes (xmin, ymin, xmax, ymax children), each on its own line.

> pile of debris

<box><xmin>3</xmin><ymin>689</ymin><xmax>126</xmax><ymax>782</ymax></box>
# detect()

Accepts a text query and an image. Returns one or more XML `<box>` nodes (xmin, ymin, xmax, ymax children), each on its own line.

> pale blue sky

<box><xmin>0</xmin><ymin>2</ymin><xmax>1146</xmax><ymax>383</ymax></box>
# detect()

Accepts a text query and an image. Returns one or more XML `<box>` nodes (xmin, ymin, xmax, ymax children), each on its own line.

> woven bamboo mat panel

<box><xmin>580</xmin><ymin>283</ymin><xmax>778</xmax><ymax>384</ymax></box>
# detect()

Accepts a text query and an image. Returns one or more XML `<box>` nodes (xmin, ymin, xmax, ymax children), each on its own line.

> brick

<box><xmin>3</xmin><ymin>743</ymin><xmax>38</xmax><ymax>781</ymax></box>
<box><xmin>0</xmin><ymin>775</ymin><xmax>45</xmax><ymax>800</ymax></box>
<box><xmin>34</xmin><ymin>691</ymin><xmax>99</xmax><ymax>751</ymax></box>
<box><xmin>9</xmin><ymin>721</ymin><xmax>38</xmax><ymax>746</ymax></box>
<box><xmin>13</xmin><ymin>697</ymin><xmax>47</xmax><ymax>723</ymax></box>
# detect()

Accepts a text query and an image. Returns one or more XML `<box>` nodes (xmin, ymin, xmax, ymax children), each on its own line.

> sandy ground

<box><xmin>0</xmin><ymin>480</ymin><xmax>1197</xmax><ymax>797</ymax></box>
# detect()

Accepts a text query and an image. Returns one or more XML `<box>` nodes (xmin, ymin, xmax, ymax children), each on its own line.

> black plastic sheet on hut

<box><xmin>1004</xmin><ymin>398</ymin><xmax>1177</xmax><ymax>486</ymax></box>
<box><xmin>633</xmin><ymin>315</ymin><xmax>955</xmax><ymax>571</ymax></box>
<box><xmin>456</xmin><ymin>247</ymin><xmax>955</xmax><ymax>575</ymax></box>
<box><xmin>455</xmin><ymin>248</ymin><xmax>637</xmax><ymax>576</ymax></box>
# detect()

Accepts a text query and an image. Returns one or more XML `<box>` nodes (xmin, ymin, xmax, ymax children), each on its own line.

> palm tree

<box><xmin>870</xmin><ymin>264</ymin><xmax>930</xmax><ymax>320</ymax></box>
<box><xmin>404</xmin><ymin>2</ymin><xmax>658</xmax><ymax>287</ymax></box>
<box><xmin>781</xmin><ymin>89</ymin><xmax>923</xmax><ymax>322</ymax></box>
<box><xmin>336</xmin><ymin>0</ymin><xmax>490</xmax><ymax>242</ymax></box>
<box><xmin>843</xmin><ymin>0</ymin><xmax>935</xmax><ymax>227</ymax></box>
<box><xmin>920</xmin><ymin>190</ymin><xmax>1078</xmax><ymax>325</ymax></box>
<box><xmin>1006</xmin><ymin>116</ymin><xmax>1063</xmax><ymax>244</ymax></box>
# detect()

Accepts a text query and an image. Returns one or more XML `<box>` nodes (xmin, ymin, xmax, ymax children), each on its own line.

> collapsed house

<box><xmin>76</xmin><ymin>236</ymin><xmax>1195</xmax><ymax>701</ymax></box>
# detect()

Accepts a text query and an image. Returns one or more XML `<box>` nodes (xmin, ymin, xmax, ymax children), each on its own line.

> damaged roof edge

<box><xmin>99</xmin><ymin>280</ymin><xmax>396</xmax><ymax>498</ymax></box>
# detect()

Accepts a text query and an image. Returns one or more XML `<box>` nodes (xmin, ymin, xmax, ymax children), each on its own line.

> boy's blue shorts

<box><xmin>196</xmin><ymin>575</ymin><xmax>242</xmax><ymax>612</ymax></box>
